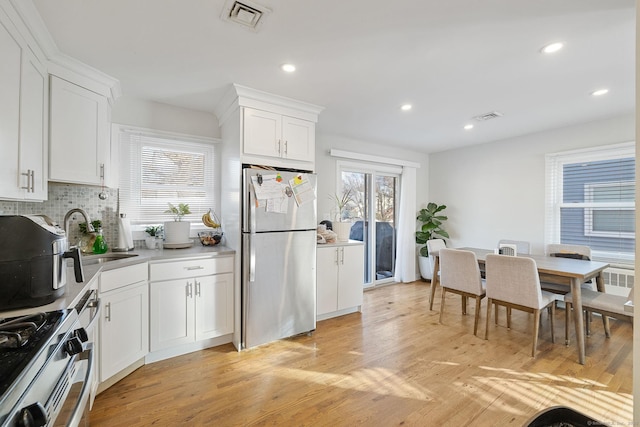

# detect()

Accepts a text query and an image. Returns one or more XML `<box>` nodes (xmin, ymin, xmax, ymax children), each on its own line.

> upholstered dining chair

<box><xmin>564</xmin><ymin>286</ymin><xmax>633</xmax><ymax>347</ymax></box>
<box><xmin>497</xmin><ymin>239</ymin><xmax>530</xmax><ymax>255</ymax></box>
<box><xmin>484</xmin><ymin>254</ymin><xmax>557</xmax><ymax>357</ymax></box>
<box><xmin>439</xmin><ymin>249</ymin><xmax>486</xmax><ymax>336</ymax></box>
<box><xmin>427</xmin><ymin>238</ymin><xmax>446</xmax><ymax>310</ymax></box>
<box><xmin>542</xmin><ymin>244</ymin><xmax>594</xmax><ymax>292</ymax></box>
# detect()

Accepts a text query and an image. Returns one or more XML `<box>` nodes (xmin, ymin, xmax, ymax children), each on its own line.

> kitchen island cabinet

<box><xmin>317</xmin><ymin>241</ymin><xmax>364</xmax><ymax>320</ymax></box>
<box><xmin>148</xmin><ymin>255</ymin><xmax>234</xmax><ymax>361</ymax></box>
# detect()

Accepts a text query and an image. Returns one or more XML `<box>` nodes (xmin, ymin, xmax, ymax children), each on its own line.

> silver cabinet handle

<box><xmin>104</xmin><ymin>302</ymin><xmax>111</xmax><ymax>322</ymax></box>
<box><xmin>284</xmin><ymin>141</ymin><xmax>288</xmax><ymax>156</ymax></box>
<box><xmin>186</xmin><ymin>282</ymin><xmax>193</xmax><ymax>298</ymax></box>
<box><xmin>340</xmin><ymin>247</ymin><xmax>345</xmax><ymax>265</ymax></box>
<box><xmin>184</xmin><ymin>266</ymin><xmax>204</xmax><ymax>271</ymax></box>
<box><xmin>195</xmin><ymin>280</ymin><xmax>201</xmax><ymax>297</ymax></box>
<box><xmin>21</xmin><ymin>169</ymin><xmax>34</xmax><ymax>192</ymax></box>
<box><xmin>334</xmin><ymin>248</ymin><xmax>339</xmax><ymax>265</ymax></box>
<box><xmin>99</xmin><ymin>163</ymin><xmax>105</xmax><ymax>179</ymax></box>
<box><xmin>277</xmin><ymin>139</ymin><xmax>281</xmax><ymax>155</ymax></box>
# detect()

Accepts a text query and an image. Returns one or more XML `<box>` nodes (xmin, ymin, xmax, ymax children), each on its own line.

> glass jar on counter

<box><xmin>92</xmin><ymin>228</ymin><xmax>108</xmax><ymax>254</ymax></box>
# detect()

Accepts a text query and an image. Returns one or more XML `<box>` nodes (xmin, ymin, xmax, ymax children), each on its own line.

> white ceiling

<box><xmin>32</xmin><ymin>0</ymin><xmax>635</xmax><ymax>154</ymax></box>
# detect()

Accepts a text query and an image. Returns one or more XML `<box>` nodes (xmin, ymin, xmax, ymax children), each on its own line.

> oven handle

<box><xmin>67</xmin><ymin>343</ymin><xmax>94</xmax><ymax>427</ymax></box>
<box><xmin>86</xmin><ymin>297</ymin><xmax>101</xmax><ymax>331</ymax></box>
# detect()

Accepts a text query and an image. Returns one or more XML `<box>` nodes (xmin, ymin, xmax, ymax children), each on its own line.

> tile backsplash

<box><xmin>0</xmin><ymin>183</ymin><xmax>120</xmax><ymax>248</ymax></box>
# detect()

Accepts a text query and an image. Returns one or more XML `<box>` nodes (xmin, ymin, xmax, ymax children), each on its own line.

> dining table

<box><xmin>429</xmin><ymin>247</ymin><xmax>610</xmax><ymax>365</ymax></box>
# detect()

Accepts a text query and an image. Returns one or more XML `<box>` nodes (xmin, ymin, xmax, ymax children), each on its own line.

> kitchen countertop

<box><xmin>318</xmin><ymin>239</ymin><xmax>365</xmax><ymax>247</ymax></box>
<box><xmin>0</xmin><ymin>244</ymin><xmax>235</xmax><ymax>319</ymax></box>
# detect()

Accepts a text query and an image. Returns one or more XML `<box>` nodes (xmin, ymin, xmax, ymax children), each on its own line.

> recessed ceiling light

<box><xmin>464</xmin><ymin>124</ymin><xmax>474</xmax><ymax>130</ymax></box>
<box><xmin>400</xmin><ymin>104</ymin><xmax>412</xmax><ymax>111</ymax></box>
<box><xmin>591</xmin><ymin>89</ymin><xmax>609</xmax><ymax>97</ymax></box>
<box><xmin>541</xmin><ymin>42</ymin><xmax>564</xmax><ymax>54</ymax></box>
<box><xmin>281</xmin><ymin>63</ymin><xmax>296</xmax><ymax>73</ymax></box>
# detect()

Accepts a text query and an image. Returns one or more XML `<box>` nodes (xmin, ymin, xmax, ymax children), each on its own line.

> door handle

<box><xmin>104</xmin><ymin>302</ymin><xmax>111</xmax><ymax>322</ymax></box>
<box><xmin>335</xmin><ymin>248</ymin><xmax>339</xmax><ymax>265</ymax></box>
<box><xmin>340</xmin><ymin>247</ymin><xmax>345</xmax><ymax>265</ymax></box>
<box><xmin>186</xmin><ymin>282</ymin><xmax>193</xmax><ymax>298</ymax></box>
<box><xmin>195</xmin><ymin>280</ymin><xmax>201</xmax><ymax>297</ymax></box>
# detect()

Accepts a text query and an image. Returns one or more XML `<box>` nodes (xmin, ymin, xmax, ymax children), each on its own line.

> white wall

<box><xmin>315</xmin><ymin>133</ymin><xmax>430</xmax><ymax>222</ymax></box>
<box><xmin>111</xmin><ymin>96</ymin><xmax>220</xmax><ymax>138</ymax></box>
<box><xmin>428</xmin><ymin>113</ymin><xmax>635</xmax><ymax>255</ymax></box>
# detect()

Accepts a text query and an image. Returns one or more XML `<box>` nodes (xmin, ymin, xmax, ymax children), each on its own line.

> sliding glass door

<box><xmin>339</xmin><ymin>162</ymin><xmax>398</xmax><ymax>287</ymax></box>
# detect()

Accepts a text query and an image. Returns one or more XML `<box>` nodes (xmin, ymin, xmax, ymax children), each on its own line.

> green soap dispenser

<box><xmin>92</xmin><ymin>228</ymin><xmax>108</xmax><ymax>254</ymax></box>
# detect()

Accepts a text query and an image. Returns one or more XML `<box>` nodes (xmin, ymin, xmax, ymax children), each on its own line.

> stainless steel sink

<box><xmin>81</xmin><ymin>253</ymin><xmax>139</xmax><ymax>265</ymax></box>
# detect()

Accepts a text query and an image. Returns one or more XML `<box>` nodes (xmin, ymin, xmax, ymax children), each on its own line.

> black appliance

<box><xmin>0</xmin><ymin>215</ymin><xmax>84</xmax><ymax>311</ymax></box>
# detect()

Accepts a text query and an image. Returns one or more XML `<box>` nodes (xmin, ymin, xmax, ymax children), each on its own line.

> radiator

<box><xmin>602</xmin><ymin>267</ymin><xmax>634</xmax><ymax>296</ymax></box>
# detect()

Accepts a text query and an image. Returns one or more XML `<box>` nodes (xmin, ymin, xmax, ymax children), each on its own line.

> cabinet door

<box><xmin>316</xmin><ymin>247</ymin><xmax>339</xmax><ymax>316</ymax></box>
<box><xmin>337</xmin><ymin>245</ymin><xmax>364</xmax><ymax>310</ymax></box>
<box><xmin>243</xmin><ymin>107</ymin><xmax>282</xmax><ymax>158</ymax></box>
<box><xmin>149</xmin><ymin>278</ymin><xmax>195</xmax><ymax>351</ymax></box>
<box><xmin>195</xmin><ymin>273</ymin><xmax>234</xmax><ymax>341</ymax></box>
<box><xmin>282</xmin><ymin>116</ymin><xmax>314</xmax><ymax>163</ymax></box>
<box><xmin>100</xmin><ymin>282</ymin><xmax>149</xmax><ymax>382</ymax></box>
<box><xmin>19</xmin><ymin>50</ymin><xmax>47</xmax><ymax>200</ymax></box>
<box><xmin>49</xmin><ymin>76</ymin><xmax>109</xmax><ymax>185</ymax></box>
<box><xmin>0</xmin><ymin>15</ymin><xmax>21</xmax><ymax>200</ymax></box>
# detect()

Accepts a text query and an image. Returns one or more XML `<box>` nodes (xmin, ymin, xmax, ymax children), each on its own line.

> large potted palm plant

<box><xmin>415</xmin><ymin>202</ymin><xmax>449</xmax><ymax>280</ymax></box>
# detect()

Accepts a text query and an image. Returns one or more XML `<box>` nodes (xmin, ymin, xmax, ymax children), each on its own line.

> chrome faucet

<box><xmin>63</xmin><ymin>208</ymin><xmax>94</xmax><ymax>235</ymax></box>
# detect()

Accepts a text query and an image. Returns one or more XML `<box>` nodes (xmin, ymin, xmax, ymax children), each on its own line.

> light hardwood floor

<box><xmin>89</xmin><ymin>281</ymin><xmax>633</xmax><ymax>426</ymax></box>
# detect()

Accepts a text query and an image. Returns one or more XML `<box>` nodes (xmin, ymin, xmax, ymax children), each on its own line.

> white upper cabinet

<box><xmin>0</xmin><ymin>8</ymin><xmax>47</xmax><ymax>201</ymax></box>
<box><xmin>243</xmin><ymin>107</ymin><xmax>315</xmax><ymax>164</ymax></box>
<box><xmin>49</xmin><ymin>76</ymin><xmax>110</xmax><ymax>185</ymax></box>
<box><xmin>216</xmin><ymin>84</ymin><xmax>323</xmax><ymax>171</ymax></box>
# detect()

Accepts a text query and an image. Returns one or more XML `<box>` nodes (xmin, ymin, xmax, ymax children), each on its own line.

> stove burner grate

<box><xmin>0</xmin><ymin>313</ymin><xmax>46</xmax><ymax>349</ymax></box>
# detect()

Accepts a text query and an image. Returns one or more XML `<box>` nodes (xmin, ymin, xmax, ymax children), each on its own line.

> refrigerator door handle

<box><xmin>249</xmin><ymin>235</ymin><xmax>256</xmax><ymax>282</ymax></box>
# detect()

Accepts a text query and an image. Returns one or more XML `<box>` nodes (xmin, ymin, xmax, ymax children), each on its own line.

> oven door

<box><xmin>51</xmin><ymin>343</ymin><xmax>94</xmax><ymax>427</ymax></box>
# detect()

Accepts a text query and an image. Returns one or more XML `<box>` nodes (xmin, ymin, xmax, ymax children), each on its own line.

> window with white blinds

<box><xmin>117</xmin><ymin>126</ymin><xmax>217</xmax><ymax>227</ymax></box>
<box><xmin>545</xmin><ymin>142</ymin><xmax>635</xmax><ymax>267</ymax></box>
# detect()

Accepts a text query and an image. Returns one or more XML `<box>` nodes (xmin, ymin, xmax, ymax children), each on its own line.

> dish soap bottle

<box><xmin>92</xmin><ymin>228</ymin><xmax>108</xmax><ymax>254</ymax></box>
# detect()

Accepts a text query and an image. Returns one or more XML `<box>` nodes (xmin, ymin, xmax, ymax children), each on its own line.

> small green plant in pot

<box><xmin>144</xmin><ymin>225</ymin><xmax>163</xmax><ymax>249</ymax></box>
<box><xmin>415</xmin><ymin>203</ymin><xmax>449</xmax><ymax>279</ymax></box>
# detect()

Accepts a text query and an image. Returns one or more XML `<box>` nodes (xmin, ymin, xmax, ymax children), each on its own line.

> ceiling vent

<box><xmin>221</xmin><ymin>0</ymin><xmax>271</xmax><ymax>31</ymax></box>
<box><xmin>473</xmin><ymin>111</ymin><xmax>503</xmax><ymax>122</ymax></box>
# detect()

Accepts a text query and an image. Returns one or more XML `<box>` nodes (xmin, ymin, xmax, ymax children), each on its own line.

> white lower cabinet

<box><xmin>317</xmin><ymin>244</ymin><xmax>364</xmax><ymax>319</ymax></box>
<box><xmin>98</xmin><ymin>263</ymin><xmax>149</xmax><ymax>383</ymax></box>
<box><xmin>149</xmin><ymin>256</ymin><xmax>234</xmax><ymax>352</ymax></box>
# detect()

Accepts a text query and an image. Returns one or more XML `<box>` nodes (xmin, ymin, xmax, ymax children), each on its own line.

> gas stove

<box><xmin>0</xmin><ymin>309</ymin><xmax>91</xmax><ymax>427</ymax></box>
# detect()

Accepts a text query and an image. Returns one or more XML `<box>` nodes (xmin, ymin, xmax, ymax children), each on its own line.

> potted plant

<box><xmin>331</xmin><ymin>189</ymin><xmax>355</xmax><ymax>242</ymax></box>
<box><xmin>163</xmin><ymin>203</ymin><xmax>192</xmax><ymax>245</ymax></box>
<box><xmin>78</xmin><ymin>220</ymin><xmax>102</xmax><ymax>254</ymax></box>
<box><xmin>415</xmin><ymin>202</ymin><xmax>449</xmax><ymax>280</ymax></box>
<box><xmin>144</xmin><ymin>225</ymin><xmax>163</xmax><ymax>249</ymax></box>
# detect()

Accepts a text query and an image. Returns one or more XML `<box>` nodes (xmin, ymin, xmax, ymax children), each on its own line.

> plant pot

<box><xmin>145</xmin><ymin>236</ymin><xmax>157</xmax><ymax>249</ymax></box>
<box><xmin>418</xmin><ymin>255</ymin><xmax>434</xmax><ymax>280</ymax></box>
<box><xmin>333</xmin><ymin>222</ymin><xmax>352</xmax><ymax>242</ymax></box>
<box><xmin>163</xmin><ymin>221</ymin><xmax>191</xmax><ymax>244</ymax></box>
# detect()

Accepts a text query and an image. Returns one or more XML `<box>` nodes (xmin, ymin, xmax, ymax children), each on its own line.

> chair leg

<box><xmin>429</xmin><ymin>279</ymin><xmax>438</xmax><ymax>311</ymax></box>
<box><xmin>439</xmin><ymin>288</ymin><xmax>447</xmax><ymax>324</ymax></box>
<box><xmin>532</xmin><ymin>309</ymin><xmax>541</xmax><ymax>357</ymax></box>
<box><xmin>462</xmin><ymin>296</ymin><xmax>467</xmax><ymax>315</ymax></box>
<box><xmin>485</xmin><ymin>299</ymin><xmax>493</xmax><ymax>340</ymax></box>
<box><xmin>473</xmin><ymin>296</ymin><xmax>482</xmax><ymax>336</ymax></box>
<box><xmin>602</xmin><ymin>314</ymin><xmax>611</xmax><ymax>338</ymax></box>
<box><xmin>507</xmin><ymin>307</ymin><xmax>512</xmax><ymax>329</ymax></box>
<box><xmin>550</xmin><ymin>303</ymin><xmax>555</xmax><ymax>344</ymax></box>
<box><xmin>495</xmin><ymin>304</ymin><xmax>499</xmax><ymax>325</ymax></box>
<box><xmin>565</xmin><ymin>302</ymin><xmax>571</xmax><ymax>346</ymax></box>
<box><xmin>585</xmin><ymin>310</ymin><xmax>591</xmax><ymax>337</ymax></box>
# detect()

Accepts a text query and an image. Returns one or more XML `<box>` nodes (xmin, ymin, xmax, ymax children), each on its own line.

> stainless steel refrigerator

<box><xmin>241</xmin><ymin>168</ymin><xmax>317</xmax><ymax>349</ymax></box>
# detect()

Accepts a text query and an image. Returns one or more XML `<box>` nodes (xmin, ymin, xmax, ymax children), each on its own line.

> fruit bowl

<box><xmin>198</xmin><ymin>231</ymin><xmax>223</xmax><ymax>246</ymax></box>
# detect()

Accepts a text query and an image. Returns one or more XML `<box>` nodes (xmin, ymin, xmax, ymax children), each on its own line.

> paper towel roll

<box><xmin>115</xmin><ymin>213</ymin><xmax>134</xmax><ymax>251</ymax></box>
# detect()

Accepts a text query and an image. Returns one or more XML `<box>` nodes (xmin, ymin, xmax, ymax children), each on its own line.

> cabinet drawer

<box><xmin>100</xmin><ymin>262</ymin><xmax>148</xmax><ymax>293</ymax></box>
<box><xmin>149</xmin><ymin>256</ymin><xmax>233</xmax><ymax>282</ymax></box>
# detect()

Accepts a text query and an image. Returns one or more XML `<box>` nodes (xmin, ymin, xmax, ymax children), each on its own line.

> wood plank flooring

<box><xmin>89</xmin><ymin>281</ymin><xmax>633</xmax><ymax>426</ymax></box>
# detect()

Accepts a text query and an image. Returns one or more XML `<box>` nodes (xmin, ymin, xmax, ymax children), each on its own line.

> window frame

<box><xmin>545</xmin><ymin>141</ymin><xmax>635</xmax><ymax>267</ymax></box>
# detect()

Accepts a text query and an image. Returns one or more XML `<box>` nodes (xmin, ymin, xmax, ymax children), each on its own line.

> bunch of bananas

<box><xmin>202</xmin><ymin>209</ymin><xmax>221</xmax><ymax>229</ymax></box>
